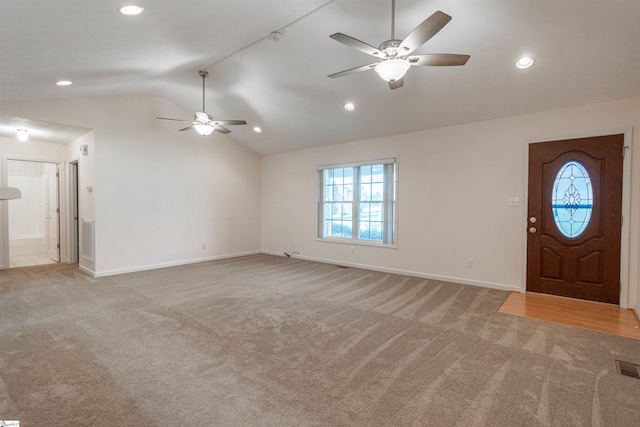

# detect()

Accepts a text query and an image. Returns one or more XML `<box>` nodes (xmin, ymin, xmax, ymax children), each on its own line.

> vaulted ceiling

<box><xmin>1</xmin><ymin>0</ymin><xmax>639</xmax><ymax>155</ymax></box>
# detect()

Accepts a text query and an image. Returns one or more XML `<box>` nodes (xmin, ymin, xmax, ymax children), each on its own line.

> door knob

<box><xmin>529</xmin><ymin>217</ymin><xmax>537</xmax><ymax>223</ymax></box>
<box><xmin>529</xmin><ymin>227</ymin><xmax>537</xmax><ymax>234</ymax></box>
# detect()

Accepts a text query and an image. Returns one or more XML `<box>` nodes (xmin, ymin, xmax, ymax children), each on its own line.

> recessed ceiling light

<box><xmin>118</xmin><ymin>5</ymin><xmax>144</xmax><ymax>16</ymax></box>
<box><xmin>516</xmin><ymin>56</ymin><xmax>535</xmax><ymax>69</ymax></box>
<box><xmin>253</xmin><ymin>126</ymin><xmax>262</xmax><ymax>133</ymax></box>
<box><xmin>56</xmin><ymin>80</ymin><xmax>72</xmax><ymax>86</ymax></box>
<box><xmin>344</xmin><ymin>102</ymin><xmax>355</xmax><ymax>111</ymax></box>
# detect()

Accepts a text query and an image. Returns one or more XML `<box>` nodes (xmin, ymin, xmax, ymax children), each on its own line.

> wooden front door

<box><xmin>527</xmin><ymin>134</ymin><xmax>624</xmax><ymax>304</ymax></box>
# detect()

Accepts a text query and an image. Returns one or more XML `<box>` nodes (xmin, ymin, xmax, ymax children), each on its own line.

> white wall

<box><xmin>262</xmin><ymin>96</ymin><xmax>640</xmax><ymax>312</ymax></box>
<box><xmin>1</xmin><ymin>95</ymin><xmax>262</xmax><ymax>275</ymax></box>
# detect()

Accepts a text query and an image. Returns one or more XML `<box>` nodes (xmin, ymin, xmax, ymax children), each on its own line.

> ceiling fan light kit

<box><xmin>375</xmin><ymin>59</ymin><xmax>411</xmax><ymax>82</ymax></box>
<box><xmin>16</xmin><ymin>129</ymin><xmax>29</xmax><ymax>142</ymax></box>
<box><xmin>193</xmin><ymin>124</ymin><xmax>215</xmax><ymax>136</ymax></box>
<box><xmin>328</xmin><ymin>0</ymin><xmax>470</xmax><ymax>90</ymax></box>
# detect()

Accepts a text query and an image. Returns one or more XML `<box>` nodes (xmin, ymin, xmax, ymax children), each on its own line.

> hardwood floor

<box><xmin>499</xmin><ymin>291</ymin><xmax>640</xmax><ymax>340</ymax></box>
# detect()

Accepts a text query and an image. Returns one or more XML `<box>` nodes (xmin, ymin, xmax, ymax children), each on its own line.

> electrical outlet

<box><xmin>509</xmin><ymin>197</ymin><xmax>520</xmax><ymax>207</ymax></box>
<box><xmin>351</xmin><ymin>246</ymin><xmax>355</xmax><ymax>254</ymax></box>
<box><xmin>202</xmin><ymin>243</ymin><xmax>206</xmax><ymax>250</ymax></box>
<box><xmin>467</xmin><ymin>259</ymin><xmax>473</xmax><ymax>268</ymax></box>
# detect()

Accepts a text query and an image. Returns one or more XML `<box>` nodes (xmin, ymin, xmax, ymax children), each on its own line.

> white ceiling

<box><xmin>1</xmin><ymin>0</ymin><xmax>639</xmax><ymax>155</ymax></box>
<box><xmin>0</xmin><ymin>115</ymin><xmax>90</xmax><ymax>145</ymax></box>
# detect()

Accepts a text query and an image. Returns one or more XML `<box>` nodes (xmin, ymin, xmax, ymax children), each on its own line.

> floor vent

<box><xmin>615</xmin><ymin>360</ymin><xmax>640</xmax><ymax>379</ymax></box>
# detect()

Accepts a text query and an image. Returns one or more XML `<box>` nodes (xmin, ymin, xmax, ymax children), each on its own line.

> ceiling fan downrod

<box><xmin>390</xmin><ymin>0</ymin><xmax>395</xmax><ymax>40</ymax></box>
<box><xmin>199</xmin><ymin>70</ymin><xmax>209</xmax><ymax>112</ymax></box>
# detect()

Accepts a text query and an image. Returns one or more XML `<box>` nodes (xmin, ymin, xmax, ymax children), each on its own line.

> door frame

<box><xmin>522</xmin><ymin>128</ymin><xmax>633</xmax><ymax>308</ymax></box>
<box><xmin>68</xmin><ymin>159</ymin><xmax>79</xmax><ymax>264</ymax></box>
<box><xmin>1</xmin><ymin>155</ymin><xmax>67</xmax><ymax>268</ymax></box>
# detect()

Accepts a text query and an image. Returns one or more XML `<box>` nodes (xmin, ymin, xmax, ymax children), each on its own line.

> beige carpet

<box><xmin>1</xmin><ymin>254</ymin><xmax>639</xmax><ymax>426</ymax></box>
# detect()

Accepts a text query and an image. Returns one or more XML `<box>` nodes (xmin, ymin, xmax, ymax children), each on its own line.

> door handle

<box><xmin>529</xmin><ymin>227</ymin><xmax>537</xmax><ymax>234</ymax></box>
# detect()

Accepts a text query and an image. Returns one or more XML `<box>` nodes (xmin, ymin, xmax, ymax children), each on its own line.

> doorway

<box><xmin>526</xmin><ymin>134</ymin><xmax>624</xmax><ymax>304</ymax></box>
<box><xmin>7</xmin><ymin>160</ymin><xmax>60</xmax><ymax>267</ymax></box>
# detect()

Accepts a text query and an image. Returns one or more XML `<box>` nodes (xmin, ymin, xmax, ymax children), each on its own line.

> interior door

<box><xmin>46</xmin><ymin>163</ymin><xmax>60</xmax><ymax>262</ymax></box>
<box><xmin>527</xmin><ymin>134</ymin><xmax>624</xmax><ymax>304</ymax></box>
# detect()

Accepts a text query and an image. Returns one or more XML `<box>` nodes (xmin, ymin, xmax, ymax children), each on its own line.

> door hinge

<box><xmin>57</xmin><ymin>244</ymin><xmax>60</xmax><ymax>249</ymax></box>
<box><xmin>57</xmin><ymin>208</ymin><xmax>60</xmax><ymax>213</ymax></box>
<box><xmin>623</xmin><ymin>145</ymin><xmax>629</xmax><ymax>157</ymax></box>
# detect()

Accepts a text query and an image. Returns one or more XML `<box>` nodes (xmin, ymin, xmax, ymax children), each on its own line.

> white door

<box><xmin>46</xmin><ymin>164</ymin><xmax>60</xmax><ymax>262</ymax></box>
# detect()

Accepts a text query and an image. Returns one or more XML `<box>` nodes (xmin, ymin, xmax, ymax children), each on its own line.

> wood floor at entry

<box><xmin>499</xmin><ymin>291</ymin><xmax>640</xmax><ymax>340</ymax></box>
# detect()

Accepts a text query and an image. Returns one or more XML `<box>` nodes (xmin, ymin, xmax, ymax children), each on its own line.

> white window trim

<box><xmin>317</xmin><ymin>158</ymin><xmax>397</xmax><ymax>247</ymax></box>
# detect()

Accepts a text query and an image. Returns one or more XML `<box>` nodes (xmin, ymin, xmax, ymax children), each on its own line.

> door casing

<box><xmin>1</xmin><ymin>155</ymin><xmax>66</xmax><ymax>269</ymax></box>
<box><xmin>522</xmin><ymin>129</ymin><xmax>632</xmax><ymax>308</ymax></box>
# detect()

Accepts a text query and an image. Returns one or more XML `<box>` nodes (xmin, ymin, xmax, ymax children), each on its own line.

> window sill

<box><xmin>316</xmin><ymin>237</ymin><xmax>397</xmax><ymax>249</ymax></box>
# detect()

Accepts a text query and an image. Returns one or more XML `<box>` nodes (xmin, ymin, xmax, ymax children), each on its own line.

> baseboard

<box><xmin>93</xmin><ymin>250</ymin><xmax>261</xmax><ymax>278</ymax></box>
<box><xmin>630</xmin><ymin>303</ymin><xmax>640</xmax><ymax>321</ymax></box>
<box><xmin>78</xmin><ymin>264</ymin><xmax>96</xmax><ymax>277</ymax></box>
<box><xmin>261</xmin><ymin>250</ymin><xmax>520</xmax><ymax>292</ymax></box>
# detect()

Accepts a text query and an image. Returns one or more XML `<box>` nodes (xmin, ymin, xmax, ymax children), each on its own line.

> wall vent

<box><xmin>81</xmin><ymin>219</ymin><xmax>95</xmax><ymax>262</ymax></box>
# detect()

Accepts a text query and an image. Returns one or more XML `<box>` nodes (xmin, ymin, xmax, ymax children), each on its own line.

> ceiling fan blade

<box><xmin>408</xmin><ymin>54</ymin><xmax>470</xmax><ymax>66</ymax></box>
<box><xmin>389</xmin><ymin>78</ymin><xmax>404</xmax><ymax>90</ymax></box>
<box><xmin>329</xmin><ymin>33</ymin><xmax>384</xmax><ymax>57</ymax></box>
<box><xmin>328</xmin><ymin>63</ymin><xmax>377</xmax><ymax>79</ymax></box>
<box><xmin>213</xmin><ymin>120</ymin><xmax>247</xmax><ymax>126</ymax></box>
<box><xmin>157</xmin><ymin>117</ymin><xmax>190</xmax><ymax>122</ymax></box>
<box><xmin>214</xmin><ymin>126</ymin><xmax>231</xmax><ymax>134</ymax></box>
<box><xmin>396</xmin><ymin>11</ymin><xmax>452</xmax><ymax>56</ymax></box>
<box><xmin>178</xmin><ymin>125</ymin><xmax>195</xmax><ymax>132</ymax></box>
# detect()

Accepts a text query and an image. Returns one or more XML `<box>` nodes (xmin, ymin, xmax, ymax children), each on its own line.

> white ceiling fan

<box><xmin>157</xmin><ymin>71</ymin><xmax>247</xmax><ymax>136</ymax></box>
<box><xmin>328</xmin><ymin>0</ymin><xmax>470</xmax><ymax>90</ymax></box>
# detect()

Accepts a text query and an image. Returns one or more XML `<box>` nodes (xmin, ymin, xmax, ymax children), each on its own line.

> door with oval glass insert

<box><xmin>527</xmin><ymin>134</ymin><xmax>624</xmax><ymax>304</ymax></box>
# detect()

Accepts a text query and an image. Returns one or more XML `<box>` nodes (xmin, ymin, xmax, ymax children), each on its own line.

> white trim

<box><xmin>523</xmin><ymin>129</ymin><xmax>633</xmax><ymax>308</ymax></box>
<box><xmin>317</xmin><ymin>157</ymin><xmax>396</xmax><ymax>170</ymax></box>
<box><xmin>1</xmin><ymin>155</ymin><xmax>66</xmax><ymax>269</ymax></box>
<box><xmin>78</xmin><ymin>264</ymin><xmax>95</xmax><ymax>276</ymax></box>
<box><xmin>317</xmin><ymin>158</ymin><xmax>398</xmax><ymax>246</ymax></box>
<box><xmin>262</xmin><ymin>250</ymin><xmax>520</xmax><ymax>292</ymax></box>
<box><xmin>315</xmin><ymin>237</ymin><xmax>398</xmax><ymax>249</ymax></box>
<box><xmin>67</xmin><ymin>159</ymin><xmax>79</xmax><ymax>264</ymax></box>
<box><xmin>91</xmin><ymin>250</ymin><xmax>261</xmax><ymax>277</ymax></box>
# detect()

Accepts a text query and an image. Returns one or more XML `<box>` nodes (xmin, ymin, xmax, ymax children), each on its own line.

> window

<box><xmin>318</xmin><ymin>159</ymin><xmax>396</xmax><ymax>245</ymax></box>
<box><xmin>552</xmin><ymin>160</ymin><xmax>593</xmax><ymax>238</ymax></box>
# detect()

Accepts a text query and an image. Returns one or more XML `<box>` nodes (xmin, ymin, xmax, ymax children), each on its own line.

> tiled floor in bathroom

<box><xmin>10</xmin><ymin>253</ymin><xmax>57</xmax><ymax>268</ymax></box>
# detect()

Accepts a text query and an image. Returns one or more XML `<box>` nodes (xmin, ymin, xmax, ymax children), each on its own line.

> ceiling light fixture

<box><xmin>516</xmin><ymin>56</ymin><xmax>535</xmax><ymax>69</ymax></box>
<box><xmin>344</xmin><ymin>102</ymin><xmax>355</xmax><ymax>111</ymax></box>
<box><xmin>253</xmin><ymin>126</ymin><xmax>262</xmax><ymax>133</ymax></box>
<box><xmin>374</xmin><ymin>59</ymin><xmax>411</xmax><ymax>82</ymax></box>
<box><xmin>118</xmin><ymin>5</ymin><xmax>144</xmax><ymax>16</ymax></box>
<box><xmin>16</xmin><ymin>129</ymin><xmax>29</xmax><ymax>142</ymax></box>
<box><xmin>56</xmin><ymin>80</ymin><xmax>72</xmax><ymax>86</ymax></box>
<box><xmin>193</xmin><ymin>124</ymin><xmax>215</xmax><ymax>136</ymax></box>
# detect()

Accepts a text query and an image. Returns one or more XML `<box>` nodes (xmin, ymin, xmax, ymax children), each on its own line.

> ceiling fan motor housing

<box><xmin>378</xmin><ymin>39</ymin><xmax>404</xmax><ymax>58</ymax></box>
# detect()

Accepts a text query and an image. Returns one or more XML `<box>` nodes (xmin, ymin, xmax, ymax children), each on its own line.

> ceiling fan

<box><xmin>328</xmin><ymin>0</ymin><xmax>470</xmax><ymax>90</ymax></box>
<box><xmin>156</xmin><ymin>70</ymin><xmax>247</xmax><ymax>136</ymax></box>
